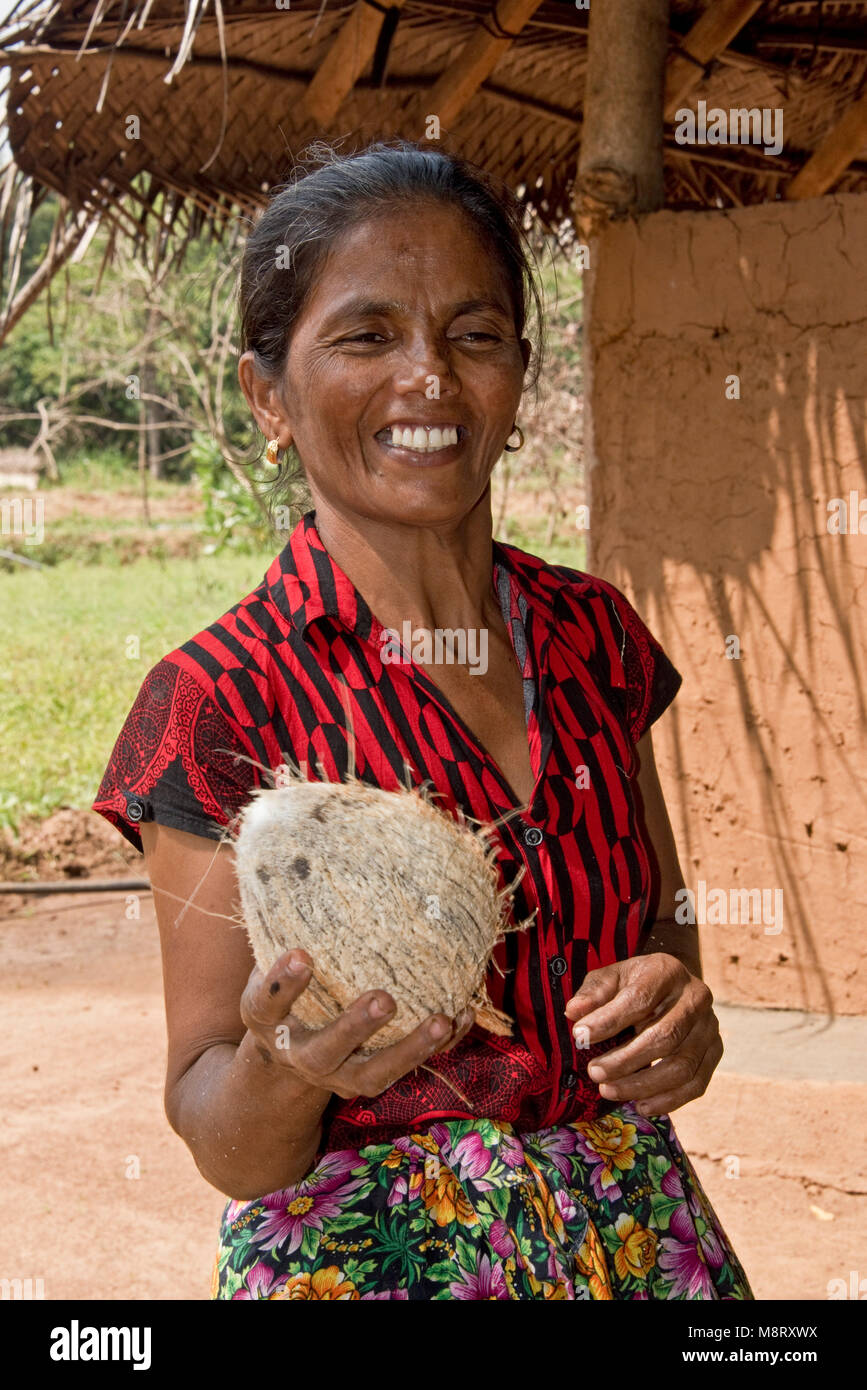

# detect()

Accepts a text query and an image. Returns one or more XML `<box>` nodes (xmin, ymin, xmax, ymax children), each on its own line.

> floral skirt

<box><xmin>211</xmin><ymin>1104</ymin><xmax>753</xmax><ymax>1301</ymax></box>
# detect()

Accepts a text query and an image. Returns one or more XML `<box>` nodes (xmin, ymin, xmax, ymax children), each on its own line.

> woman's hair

<box><xmin>234</xmin><ymin>139</ymin><xmax>546</xmax><ymax>514</ymax></box>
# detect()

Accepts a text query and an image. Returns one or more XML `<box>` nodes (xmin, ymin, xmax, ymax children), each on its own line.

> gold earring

<box><xmin>266</xmin><ymin>437</ymin><xmax>281</xmax><ymax>465</ymax></box>
<box><xmin>504</xmin><ymin>424</ymin><xmax>524</xmax><ymax>452</ymax></box>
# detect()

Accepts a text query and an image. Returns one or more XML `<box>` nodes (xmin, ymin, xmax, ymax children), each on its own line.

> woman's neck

<box><xmin>309</xmin><ymin>493</ymin><xmax>500</xmax><ymax>634</ymax></box>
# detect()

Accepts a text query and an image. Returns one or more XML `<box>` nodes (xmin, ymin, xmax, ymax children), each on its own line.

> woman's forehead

<box><xmin>302</xmin><ymin>208</ymin><xmax>510</xmax><ymax>316</ymax></box>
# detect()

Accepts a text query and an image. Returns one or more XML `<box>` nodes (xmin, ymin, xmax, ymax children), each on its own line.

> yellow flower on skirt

<box><xmin>421</xmin><ymin>1167</ymin><xmax>479</xmax><ymax>1228</ymax></box>
<box><xmin>613</xmin><ymin>1213</ymin><xmax>658</xmax><ymax>1280</ymax></box>
<box><xmin>574</xmin><ymin>1221</ymin><xmax>615</xmax><ymax>1300</ymax></box>
<box><xmin>576</xmin><ymin>1114</ymin><xmax>637</xmax><ymax>1167</ymax></box>
<box><xmin>273</xmin><ymin>1266</ymin><xmax>359</xmax><ymax>1300</ymax></box>
<box><xmin>522</xmin><ymin>1155</ymin><xmax>567</xmax><ymax>1244</ymax></box>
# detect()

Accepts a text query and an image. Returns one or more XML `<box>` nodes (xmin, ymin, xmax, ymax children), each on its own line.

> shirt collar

<box><xmin>266</xmin><ymin>508</ymin><xmax>554</xmax><ymax>641</ymax></box>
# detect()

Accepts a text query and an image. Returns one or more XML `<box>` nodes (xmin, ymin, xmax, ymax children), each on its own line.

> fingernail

<box><xmin>457</xmin><ymin>1009</ymin><xmax>474</xmax><ymax>1029</ymax></box>
<box><xmin>587</xmin><ymin>1063</ymin><xmax>604</xmax><ymax>1079</ymax></box>
<box><xmin>429</xmin><ymin>1019</ymin><xmax>449</xmax><ymax>1040</ymax></box>
<box><xmin>368</xmin><ymin>996</ymin><xmax>393</xmax><ymax>1019</ymax></box>
<box><xmin>287</xmin><ymin>954</ymin><xmax>309</xmax><ymax>975</ymax></box>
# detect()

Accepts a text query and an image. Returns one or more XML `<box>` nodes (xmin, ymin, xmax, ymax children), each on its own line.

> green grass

<box><xmin>0</xmin><ymin>550</ymin><xmax>277</xmax><ymax>832</ymax></box>
<box><xmin>43</xmin><ymin>448</ymin><xmax>189</xmax><ymax>495</ymax></box>
<box><xmin>1</xmin><ymin>520</ymin><xmax>587</xmax><ymax>835</ymax></box>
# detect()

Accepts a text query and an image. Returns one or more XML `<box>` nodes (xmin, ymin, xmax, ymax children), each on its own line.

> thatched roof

<box><xmin>2</xmin><ymin>1</ymin><xmax>867</xmax><ymax>283</ymax></box>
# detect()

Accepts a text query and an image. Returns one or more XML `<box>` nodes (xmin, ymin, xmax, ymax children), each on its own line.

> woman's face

<box><xmin>268</xmin><ymin>201</ymin><xmax>531</xmax><ymax>528</ymax></box>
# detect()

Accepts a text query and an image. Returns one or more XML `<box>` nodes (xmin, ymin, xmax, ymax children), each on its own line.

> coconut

<box><xmin>234</xmin><ymin>768</ymin><xmax>529</xmax><ymax>1049</ymax></box>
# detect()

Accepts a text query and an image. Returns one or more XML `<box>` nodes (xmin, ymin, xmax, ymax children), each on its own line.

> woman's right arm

<box><xmin>142</xmin><ymin>822</ymin><xmax>472</xmax><ymax>1201</ymax></box>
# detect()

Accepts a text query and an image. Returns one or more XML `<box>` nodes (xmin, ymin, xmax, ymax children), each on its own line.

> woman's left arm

<box><xmin>564</xmin><ymin>729</ymin><xmax>724</xmax><ymax>1116</ymax></box>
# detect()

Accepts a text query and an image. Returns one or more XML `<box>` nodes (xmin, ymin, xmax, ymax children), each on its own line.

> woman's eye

<box><xmin>341</xmin><ymin>332</ymin><xmax>387</xmax><ymax>344</ymax></box>
<box><xmin>457</xmin><ymin>331</ymin><xmax>500</xmax><ymax>343</ymax></box>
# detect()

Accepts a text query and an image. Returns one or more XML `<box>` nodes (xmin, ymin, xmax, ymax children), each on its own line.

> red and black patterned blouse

<box><xmin>93</xmin><ymin>511</ymin><xmax>681</xmax><ymax>1148</ymax></box>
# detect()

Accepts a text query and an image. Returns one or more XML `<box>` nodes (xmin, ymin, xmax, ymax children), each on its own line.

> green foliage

<box><xmin>0</xmin><ymin>193</ymin><xmax>247</xmax><ymax>474</ymax></box>
<box><xmin>190</xmin><ymin>430</ymin><xmax>275</xmax><ymax>555</ymax></box>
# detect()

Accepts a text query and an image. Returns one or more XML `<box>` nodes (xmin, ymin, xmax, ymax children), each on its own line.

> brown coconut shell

<box><xmin>234</xmin><ymin>769</ymin><xmax>529</xmax><ymax>1049</ymax></box>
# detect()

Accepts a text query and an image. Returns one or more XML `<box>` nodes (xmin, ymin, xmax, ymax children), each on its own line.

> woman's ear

<box><xmin>520</xmin><ymin>337</ymin><xmax>532</xmax><ymax>372</ymax></box>
<box><xmin>238</xmin><ymin>351</ymin><xmax>293</xmax><ymax>447</ymax></box>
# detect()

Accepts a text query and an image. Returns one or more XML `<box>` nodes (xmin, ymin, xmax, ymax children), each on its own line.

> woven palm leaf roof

<box><xmin>2</xmin><ymin>0</ymin><xmax>867</xmax><ymax>259</ymax></box>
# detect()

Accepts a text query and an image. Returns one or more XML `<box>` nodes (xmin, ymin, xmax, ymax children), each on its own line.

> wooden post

<box><xmin>576</xmin><ymin>1</ymin><xmax>669</xmax><ymax>577</ymax></box>
<box><xmin>424</xmin><ymin>0</ymin><xmax>545</xmax><ymax>130</ymax></box>
<box><xmin>304</xmin><ymin>0</ymin><xmax>407</xmax><ymax>128</ymax></box>
<box><xmin>576</xmin><ymin>0</ymin><xmax>669</xmax><ymax>238</ymax></box>
<box><xmin>786</xmin><ymin>90</ymin><xmax>867</xmax><ymax>200</ymax></box>
<box><xmin>663</xmin><ymin>0</ymin><xmax>763</xmax><ymax>119</ymax></box>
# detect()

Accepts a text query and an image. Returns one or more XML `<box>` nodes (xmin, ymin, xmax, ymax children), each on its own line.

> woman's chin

<box><xmin>361</xmin><ymin>484</ymin><xmax>488</xmax><ymax>530</ymax></box>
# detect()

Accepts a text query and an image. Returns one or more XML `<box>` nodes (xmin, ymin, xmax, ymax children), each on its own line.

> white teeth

<box><xmin>386</xmin><ymin>425</ymin><xmax>460</xmax><ymax>452</ymax></box>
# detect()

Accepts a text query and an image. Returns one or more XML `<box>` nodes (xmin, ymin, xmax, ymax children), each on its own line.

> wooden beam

<box><xmin>786</xmin><ymin>90</ymin><xmax>867</xmax><ymax>200</ymax></box>
<box><xmin>664</xmin><ymin>0</ymin><xmax>763</xmax><ymax>119</ymax></box>
<box><xmin>576</xmin><ymin>0</ymin><xmax>669</xmax><ymax>235</ymax></box>
<box><xmin>424</xmin><ymin>0</ymin><xmax>545</xmax><ymax>130</ymax></box>
<box><xmin>754</xmin><ymin>27</ymin><xmax>867</xmax><ymax>58</ymax></box>
<box><xmin>304</xmin><ymin>0</ymin><xmax>407</xmax><ymax>128</ymax></box>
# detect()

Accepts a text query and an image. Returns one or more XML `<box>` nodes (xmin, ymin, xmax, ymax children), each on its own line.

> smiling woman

<box><xmin>92</xmin><ymin>141</ymin><xmax>753</xmax><ymax>1301</ymax></box>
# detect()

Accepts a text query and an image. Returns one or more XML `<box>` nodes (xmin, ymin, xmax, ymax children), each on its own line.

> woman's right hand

<box><xmin>240</xmin><ymin>948</ymin><xmax>474</xmax><ymax>1100</ymax></box>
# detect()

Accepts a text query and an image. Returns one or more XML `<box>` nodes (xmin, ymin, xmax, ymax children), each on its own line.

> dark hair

<box><xmin>234</xmin><ymin>139</ymin><xmax>546</xmax><ymax>511</ymax></box>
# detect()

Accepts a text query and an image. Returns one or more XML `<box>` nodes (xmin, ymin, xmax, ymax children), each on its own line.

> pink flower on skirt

<box><xmin>449</xmin><ymin>1255</ymin><xmax>511</xmax><ymax>1300</ymax></box>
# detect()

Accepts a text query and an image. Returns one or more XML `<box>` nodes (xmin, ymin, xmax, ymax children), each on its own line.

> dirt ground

<box><xmin>0</xmin><ymin>808</ymin><xmax>143</xmax><ymax>883</ymax></box>
<box><xmin>1</xmin><ymin>861</ymin><xmax>864</xmax><ymax>1301</ymax></box>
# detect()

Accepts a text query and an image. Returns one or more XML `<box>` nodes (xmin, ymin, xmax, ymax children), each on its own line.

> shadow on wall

<box><xmin>588</xmin><ymin>193</ymin><xmax>867</xmax><ymax>1014</ymax></box>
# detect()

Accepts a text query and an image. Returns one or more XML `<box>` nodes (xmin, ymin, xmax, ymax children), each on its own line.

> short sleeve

<box><xmin>91</xmin><ymin>658</ymin><xmax>262</xmax><ymax>853</ymax></box>
<box><xmin>588</xmin><ymin>578</ymin><xmax>683</xmax><ymax>743</ymax></box>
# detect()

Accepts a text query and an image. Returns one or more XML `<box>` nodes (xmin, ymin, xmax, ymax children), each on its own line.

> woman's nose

<box><xmin>393</xmin><ymin>334</ymin><xmax>456</xmax><ymax>394</ymax></box>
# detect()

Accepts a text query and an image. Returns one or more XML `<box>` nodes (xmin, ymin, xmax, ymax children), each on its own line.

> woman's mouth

<box><xmin>374</xmin><ymin>423</ymin><xmax>465</xmax><ymax>460</ymax></box>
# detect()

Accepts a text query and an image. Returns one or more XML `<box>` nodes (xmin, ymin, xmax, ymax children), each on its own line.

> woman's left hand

<box><xmin>564</xmin><ymin>953</ymin><xmax>723</xmax><ymax>1116</ymax></box>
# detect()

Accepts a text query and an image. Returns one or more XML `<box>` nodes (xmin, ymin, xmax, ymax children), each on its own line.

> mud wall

<box><xmin>586</xmin><ymin>192</ymin><xmax>867</xmax><ymax>1014</ymax></box>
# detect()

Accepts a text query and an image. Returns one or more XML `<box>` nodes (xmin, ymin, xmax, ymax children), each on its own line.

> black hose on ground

<box><xmin>0</xmin><ymin>879</ymin><xmax>151</xmax><ymax>895</ymax></box>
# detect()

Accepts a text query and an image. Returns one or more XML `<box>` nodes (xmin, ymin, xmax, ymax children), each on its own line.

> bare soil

<box><xmin>0</xmin><ymin>808</ymin><xmax>141</xmax><ymax>884</ymax></box>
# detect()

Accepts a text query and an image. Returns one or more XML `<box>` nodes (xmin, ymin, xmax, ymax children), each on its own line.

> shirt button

<box><xmin>126</xmin><ymin>797</ymin><xmax>144</xmax><ymax>822</ymax></box>
<box><xmin>549</xmin><ymin>956</ymin><xmax>568</xmax><ymax>977</ymax></box>
<box><xmin>562</xmin><ymin>1070</ymin><xmax>578</xmax><ymax>1090</ymax></box>
<box><xmin>523</xmin><ymin>825</ymin><xmax>544</xmax><ymax>848</ymax></box>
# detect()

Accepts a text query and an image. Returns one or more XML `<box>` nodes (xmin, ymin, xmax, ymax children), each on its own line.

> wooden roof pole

<box><xmin>424</xmin><ymin>0</ymin><xmax>545</xmax><ymax>130</ymax></box>
<box><xmin>663</xmin><ymin>0</ymin><xmax>763</xmax><ymax>119</ymax></box>
<box><xmin>576</xmin><ymin>0</ymin><xmax>669</xmax><ymax>237</ymax></box>
<box><xmin>304</xmin><ymin>0</ymin><xmax>407</xmax><ymax>127</ymax></box>
<box><xmin>786</xmin><ymin>90</ymin><xmax>867</xmax><ymax>199</ymax></box>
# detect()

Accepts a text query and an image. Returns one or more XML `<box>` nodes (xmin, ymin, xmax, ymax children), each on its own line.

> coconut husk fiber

<box><xmin>234</xmin><ymin>768</ymin><xmax>531</xmax><ymax>1050</ymax></box>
